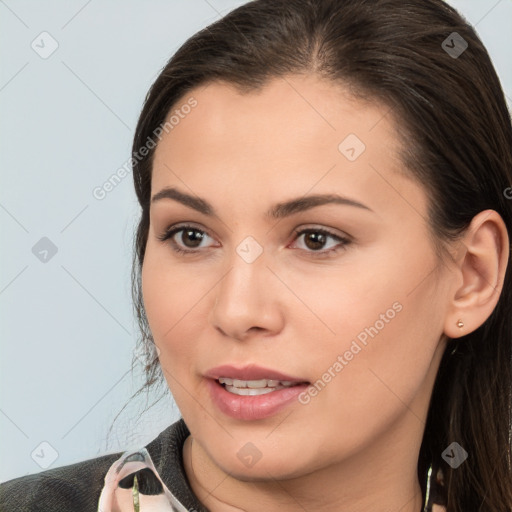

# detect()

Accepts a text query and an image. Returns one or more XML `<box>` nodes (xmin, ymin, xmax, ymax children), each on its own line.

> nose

<box><xmin>210</xmin><ymin>247</ymin><xmax>285</xmax><ymax>342</ymax></box>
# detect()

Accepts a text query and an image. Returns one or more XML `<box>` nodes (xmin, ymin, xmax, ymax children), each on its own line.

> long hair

<box><xmin>121</xmin><ymin>1</ymin><xmax>512</xmax><ymax>509</ymax></box>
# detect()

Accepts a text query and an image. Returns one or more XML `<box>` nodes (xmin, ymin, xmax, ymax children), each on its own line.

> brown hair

<box><xmin>115</xmin><ymin>0</ymin><xmax>512</xmax><ymax>509</ymax></box>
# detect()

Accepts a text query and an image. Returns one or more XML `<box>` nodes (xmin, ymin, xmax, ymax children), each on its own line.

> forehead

<box><xmin>151</xmin><ymin>75</ymin><xmax>427</xmax><ymax>220</ymax></box>
<box><xmin>156</xmin><ymin>76</ymin><xmax>393</xmax><ymax>159</ymax></box>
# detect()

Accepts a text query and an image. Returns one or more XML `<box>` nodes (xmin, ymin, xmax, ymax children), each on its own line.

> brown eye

<box><xmin>157</xmin><ymin>224</ymin><xmax>216</xmax><ymax>255</ymax></box>
<box><xmin>303</xmin><ymin>231</ymin><xmax>328</xmax><ymax>251</ymax></box>
<box><xmin>178</xmin><ymin>228</ymin><xmax>205</xmax><ymax>248</ymax></box>
<box><xmin>291</xmin><ymin>228</ymin><xmax>351</xmax><ymax>257</ymax></box>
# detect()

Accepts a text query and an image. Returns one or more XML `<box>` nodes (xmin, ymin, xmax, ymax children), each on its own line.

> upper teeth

<box><xmin>218</xmin><ymin>378</ymin><xmax>295</xmax><ymax>388</ymax></box>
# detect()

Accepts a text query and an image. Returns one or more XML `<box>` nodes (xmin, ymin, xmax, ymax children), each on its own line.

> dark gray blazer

<box><xmin>0</xmin><ymin>419</ymin><xmax>208</xmax><ymax>512</ymax></box>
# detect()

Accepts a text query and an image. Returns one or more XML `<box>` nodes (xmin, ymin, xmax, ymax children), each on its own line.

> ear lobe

<box><xmin>443</xmin><ymin>209</ymin><xmax>510</xmax><ymax>339</ymax></box>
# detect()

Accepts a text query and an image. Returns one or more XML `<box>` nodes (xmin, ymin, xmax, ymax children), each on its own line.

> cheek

<box><xmin>274</xmin><ymin>248</ymin><xmax>407</xmax><ymax>359</ymax></box>
<box><xmin>141</xmin><ymin>241</ymin><xmax>205</xmax><ymax>361</ymax></box>
<box><xmin>141</xmin><ymin>255</ymin><xmax>203</xmax><ymax>408</ymax></box>
<box><xmin>298</xmin><ymin>250</ymin><xmax>445</xmax><ymax>441</ymax></box>
<box><xmin>290</xmin><ymin>236</ymin><xmax>440</xmax><ymax>366</ymax></box>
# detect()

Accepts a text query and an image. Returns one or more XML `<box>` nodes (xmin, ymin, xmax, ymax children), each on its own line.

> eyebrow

<box><xmin>151</xmin><ymin>186</ymin><xmax>374</xmax><ymax>219</ymax></box>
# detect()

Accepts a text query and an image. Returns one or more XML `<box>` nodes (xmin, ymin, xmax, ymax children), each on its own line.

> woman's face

<box><xmin>142</xmin><ymin>75</ymin><xmax>453</xmax><ymax>480</ymax></box>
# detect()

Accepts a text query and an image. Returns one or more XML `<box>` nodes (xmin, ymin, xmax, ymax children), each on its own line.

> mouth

<box><xmin>205</xmin><ymin>365</ymin><xmax>311</xmax><ymax>420</ymax></box>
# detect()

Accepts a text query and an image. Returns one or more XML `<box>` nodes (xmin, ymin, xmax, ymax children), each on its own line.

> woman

<box><xmin>1</xmin><ymin>0</ymin><xmax>511</xmax><ymax>510</ymax></box>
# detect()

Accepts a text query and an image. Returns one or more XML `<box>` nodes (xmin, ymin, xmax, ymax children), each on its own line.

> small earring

<box><xmin>456</xmin><ymin>319</ymin><xmax>464</xmax><ymax>328</ymax></box>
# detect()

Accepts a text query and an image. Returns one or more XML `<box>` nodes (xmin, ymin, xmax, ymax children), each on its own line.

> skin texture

<box><xmin>141</xmin><ymin>75</ymin><xmax>509</xmax><ymax>512</ymax></box>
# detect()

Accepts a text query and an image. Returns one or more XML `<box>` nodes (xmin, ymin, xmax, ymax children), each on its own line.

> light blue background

<box><xmin>1</xmin><ymin>0</ymin><xmax>511</xmax><ymax>483</ymax></box>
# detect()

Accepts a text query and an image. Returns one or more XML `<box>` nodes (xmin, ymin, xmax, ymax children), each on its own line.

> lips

<box><xmin>204</xmin><ymin>364</ymin><xmax>310</xmax><ymax>420</ymax></box>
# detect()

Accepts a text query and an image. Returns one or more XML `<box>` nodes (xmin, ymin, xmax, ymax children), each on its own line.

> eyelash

<box><xmin>157</xmin><ymin>224</ymin><xmax>351</xmax><ymax>258</ymax></box>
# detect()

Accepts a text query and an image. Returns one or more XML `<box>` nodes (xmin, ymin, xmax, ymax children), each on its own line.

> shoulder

<box><xmin>0</xmin><ymin>451</ymin><xmax>122</xmax><ymax>511</ymax></box>
<box><xmin>0</xmin><ymin>421</ymin><xmax>183</xmax><ymax>512</ymax></box>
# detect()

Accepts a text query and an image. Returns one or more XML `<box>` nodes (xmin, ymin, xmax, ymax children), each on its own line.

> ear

<box><xmin>443</xmin><ymin>209</ymin><xmax>510</xmax><ymax>339</ymax></box>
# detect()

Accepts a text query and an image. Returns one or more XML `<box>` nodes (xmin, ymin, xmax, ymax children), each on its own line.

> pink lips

<box><xmin>205</xmin><ymin>364</ymin><xmax>307</xmax><ymax>382</ymax></box>
<box><xmin>205</xmin><ymin>364</ymin><xmax>310</xmax><ymax>421</ymax></box>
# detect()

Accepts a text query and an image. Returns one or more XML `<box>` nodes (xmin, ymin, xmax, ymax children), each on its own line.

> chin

<box><xmin>208</xmin><ymin>443</ymin><xmax>319</xmax><ymax>482</ymax></box>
